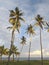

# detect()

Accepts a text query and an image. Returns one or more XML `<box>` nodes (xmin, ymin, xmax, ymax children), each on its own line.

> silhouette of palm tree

<box><xmin>18</xmin><ymin>36</ymin><xmax>26</xmax><ymax>61</ymax></box>
<box><xmin>7</xmin><ymin>7</ymin><xmax>25</xmax><ymax>65</ymax></box>
<box><xmin>26</xmin><ymin>24</ymin><xmax>35</xmax><ymax>65</ymax></box>
<box><xmin>35</xmin><ymin>14</ymin><xmax>45</xmax><ymax>65</ymax></box>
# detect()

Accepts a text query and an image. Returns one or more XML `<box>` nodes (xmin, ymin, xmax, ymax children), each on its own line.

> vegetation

<box><xmin>0</xmin><ymin>6</ymin><xmax>49</xmax><ymax>65</ymax></box>
<box><xmin>7</xmin><ymin>7</ymin><xmax>25</xmax><ymax>64</ymax></box>
<box><xmin>35</xmin><ymin>14</ymin><xmax>46</xmax><ymax>65</ymax></box>
<box><xmin>0</xmin><ymin>45</ymin><xmax>8</xmax><ymax>60</ymax></box>
<box><xmin>26</xmin><ymin>24</ymin><xmax>35</xmax><ymax>65</ymax></box>
<box><xmin>18</xmin><ymin>36</ymin><xmax>26</xmax><ymax>61</ymax></box>
<box><xmin>0</xmin><ymin>60</ymin><xmax>49</xmax><ymax>65</ymax></box>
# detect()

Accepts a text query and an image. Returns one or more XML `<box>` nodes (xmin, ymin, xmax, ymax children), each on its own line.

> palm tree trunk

<box><xmin>40</xmin><ymin>28</ymin><xmax>43</xmax><ymax>65</ymax></box>
<box><xmin>0</xmin><ymin>54</ymin><xmax>2</xmax><ymax>61</ymax></box>
<box><xmin>17</xmin><ymin>45</ymin><xmax>23</xmax><ymax>61</ymax></box>
<box><xmin>1</xmin><ymin>55</ymin><xmax>2</xmax><ymax>61</ymax></box>
<box><xmin>13</xmin><ymin>53</ymin><xmax>14</xmax><ymax>61</ymax></box>
<box><xmin>28</xmin><ymin>42</ymin><xmax>31</xmax><ymax>65</ymax></box>
<box><xmin>20</xmin><ymin>45</ymin><xmax>23</xmax><ymax>52</ymax></box>
<box><xmin>7</xmin><ymin>29</ymin><xmax>15</xmax><ymax>65</ymax></box>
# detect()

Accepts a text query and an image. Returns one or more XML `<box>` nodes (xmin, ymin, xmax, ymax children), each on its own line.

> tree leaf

<box><xmin>19</xmin><ymin>17</ymin><xmax>25</xmax><ymax>22</ymax></box>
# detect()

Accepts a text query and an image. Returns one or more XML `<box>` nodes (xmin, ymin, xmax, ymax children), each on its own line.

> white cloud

<box><xmin>46</xmin><ymin>52</ymin><xmax>49</xmax><ymax>56</ymax></box>
<box><xmin>22</xmin><ymin>49</ymin><xmax>49</xmax><ymax>57</ymax></box>
<box><xmin>0</xmin><ymin>39</ymin><xmax>5</xmax><ymax>46</ymax></box>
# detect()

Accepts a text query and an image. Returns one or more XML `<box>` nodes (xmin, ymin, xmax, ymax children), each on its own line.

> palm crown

<box><xmin>35</xmin><ymin>14</ymin><xmax>45</xmax><ymax>29</ymax></box>
<box><xmin>10</xmin><ymin>45</ymin><xmax>18</xmax><ymax>55</ymax></box>
<box><xmin>8</xmin><ymin>7</ymin><xmax>25</xmax><ymax>32</ymax></box>
<box><xmin>27</xmin><ymin>24</ymin><xmax>35</xmax><ymax>35</ymax></box>
<box><xmin>0</xmin><ymin>45</ymin><xmax>8</xmax><ymax>56</ymax></box>
<box><xmin>21</xmin><ymin>36</ymin><xmax>26</xmax><ymax>45</ymax></box>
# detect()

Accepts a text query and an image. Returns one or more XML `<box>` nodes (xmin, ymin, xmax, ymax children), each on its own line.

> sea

<box><xmin>1</xmin><ymin>57</ymin><xmax>49</xmax><ymax>61</ymax></box>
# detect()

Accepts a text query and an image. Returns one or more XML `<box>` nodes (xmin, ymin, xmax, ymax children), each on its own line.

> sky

<box><xmin>0</xmin><ymin>0</ymin><xmax>49</xmax><ymax>57</ymax></box>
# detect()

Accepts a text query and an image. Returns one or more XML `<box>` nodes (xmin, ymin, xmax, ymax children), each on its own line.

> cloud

<box><xmin>0</xmin><ymin>39</ymin><xmax>5</xmax><ymax>46</ymax></box>
<box><xmin>22</xmin><ymin>49</ymin><xmax>49</xmax><ymax>57</ymax></box>
<box><xmin>46</xmin><ymin>52</ymin><xmax>49</xmax><ymax>56</ymax></box>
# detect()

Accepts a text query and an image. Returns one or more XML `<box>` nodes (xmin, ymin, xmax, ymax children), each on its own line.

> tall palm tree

<box><xmin>7</xmin><ymin>7</ymin><xmax>25</xmax><ymax>63</ymax></box>
<box><xmin>35</xmin><ymin>14</ymin><xmax>45</xmax><ymax>65</ymax></box>
<box><xmin>18</xmin><ymin>36</ymin><xmax>26</xmax><ymax>61</ymax></box>
<box><xmin>26</xmin><ymin>24</ymin><xmax>35</xmax><ymax>65</ymax></box>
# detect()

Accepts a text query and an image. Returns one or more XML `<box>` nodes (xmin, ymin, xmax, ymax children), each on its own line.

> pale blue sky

<box><xmin>0</xmin><ymin>0</ymin><xmax>49</xmax><ymax>57</ymax></box>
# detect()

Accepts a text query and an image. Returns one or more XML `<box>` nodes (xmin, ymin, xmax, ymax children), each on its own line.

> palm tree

<box><xmin>26</xmin><ymin>24</ymin><xmax>35</xmax><ymax>65</ymax></box>
<box><xmin>7</xmin><ymin>45</ymin><xmax>20</xmax><ymax>61</ymax></box>
<box><xmin>0</xmin><ymin>45</ymin><xmax>8</xmax><ymax>61</ymax></box>
<box><xmin>7</xmin><ymin>7</ymin><xmax>25</xmax><ymax>63</ymax></box>
<box><xmin>18</xmin><ymin>36</ymin><xmax>26</xmax><ymax>61</ymax></box>
<box><xmin>35</xmin><ymin>14</ymin><xmax>45</xmax><ymax>65</ymax></box>
<box><xmin>20</xmin><ymin>36</ymin><xmax>26</xmax><ymax>52</ymax></box>
<box><xmin>3</xmin><ymin>48</ymin><xmax>9</xmax><ymax>56</ymax></box>
<box><xmin>11</xmin><ymin>45</ymin><xmax>18</xmax><ymax>61</ymax></box>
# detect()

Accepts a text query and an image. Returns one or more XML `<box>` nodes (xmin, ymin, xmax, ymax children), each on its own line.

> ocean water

<box><xmin>1</xmin><ymin>57</ymin><xmax>49</xmax><ymax>61</ymax></box>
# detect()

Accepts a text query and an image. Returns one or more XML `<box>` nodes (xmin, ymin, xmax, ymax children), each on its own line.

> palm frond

<box><xmin>15</xmin><ymin>52</ymin><xmax>20</xmax><ymax>56</ymax></box>
<box><xmin>19</xmin><ymin>17</ymin><xmax>25</xmax><ymax>22</ymax></box>
<box><xmin>46</xmin><ymin>22</ymin><xmax>49</xmax><ymax>27</ymax></box>
<box><xmin>7</xmin><ymin>27</ymin><xmax>13</xmax><ymax>30</ymax></box>
<box><xmin>35</xmin><ymin>14</ymin><xmax>44</xmax><ymax>29</ymax></box>
<box><xmin>15</xmin><ymin>7</ymin><xmax>19</xmax><ymax>12</ymax></box>
<box><xmin>19</xmin><ymin>12</ymin><xmax>23</xmax><ymax>16</ymax></box>
<box><xmin>47</xmin><ymin>29</ymin><xmax>49</xmax><ymax>32</ymax></box>
<box><xmin>9</xmin><ymin>10</ymin><xmax>15</xmax><ymax>17</ymax></box>
<box><xmin>17</xmin><ymin>28</ymin><xmax>20</xmax><ymax>33</ymax></box>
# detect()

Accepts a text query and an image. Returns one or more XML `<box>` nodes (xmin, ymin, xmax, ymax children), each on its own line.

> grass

<box><xmin>0</xmin><ymin>60</ymin><xmax>49</xmax><ymax>65</ymax></box>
